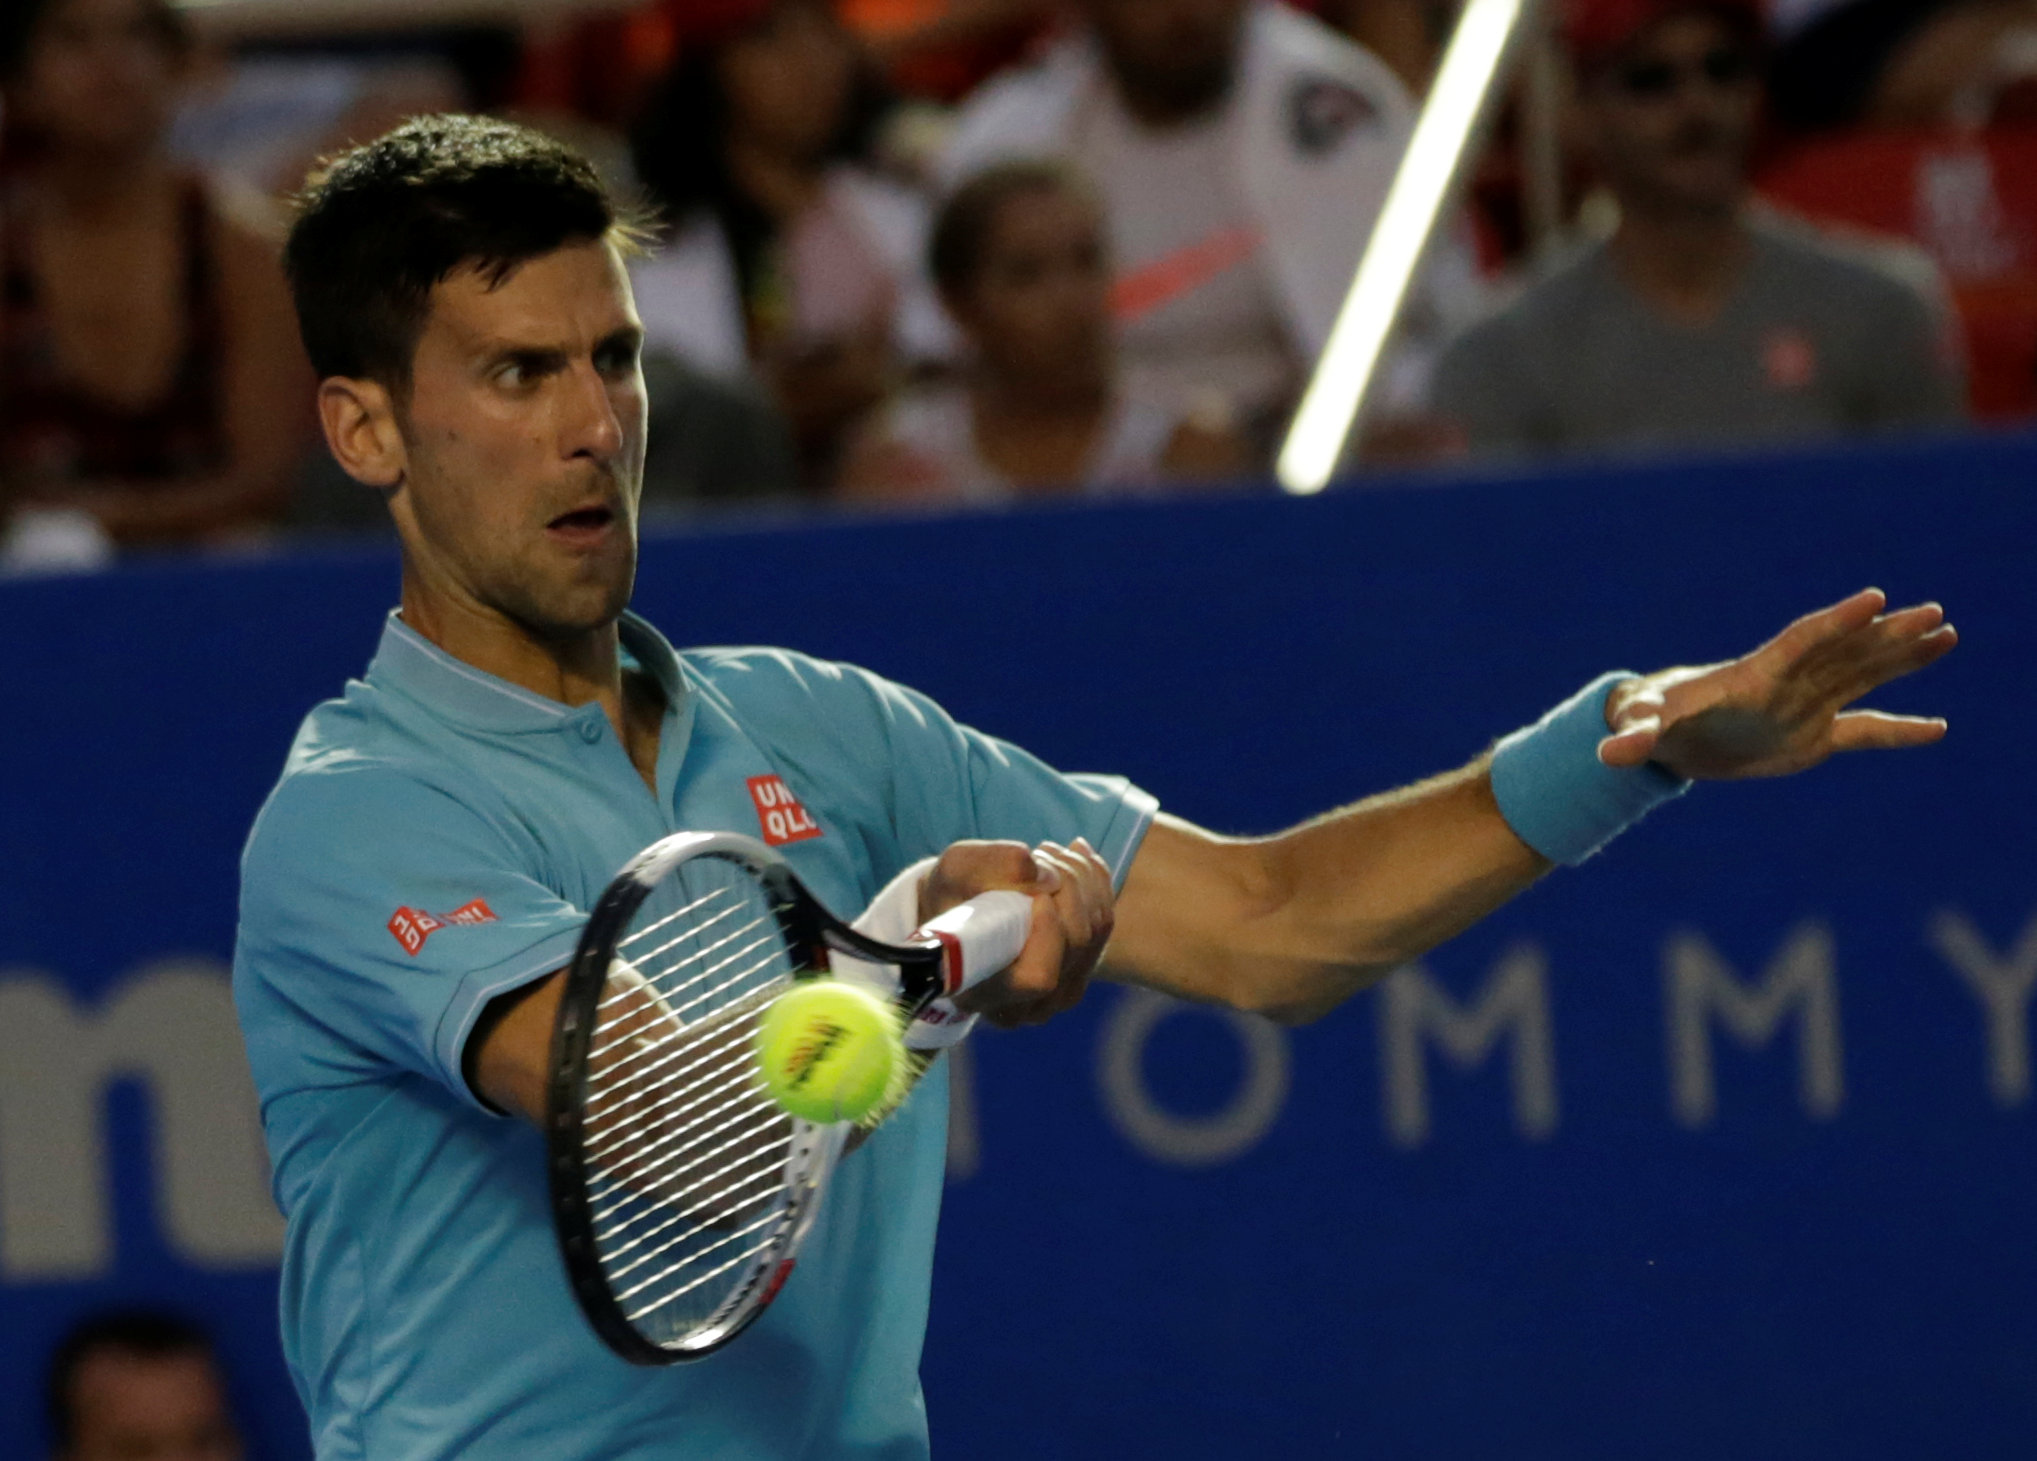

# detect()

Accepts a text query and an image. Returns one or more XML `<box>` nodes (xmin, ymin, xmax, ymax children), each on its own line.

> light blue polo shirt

<box><xmin>233</xmin><ymin>611</ymin><xmax>1156</xmax><ymax>1461</ymax></box>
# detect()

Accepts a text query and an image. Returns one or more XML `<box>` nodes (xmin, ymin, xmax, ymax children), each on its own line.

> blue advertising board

<box><xmin>1</xmin><ymin>433</ymin><xmax>2030</xmax><ymax>1458</ymax></box>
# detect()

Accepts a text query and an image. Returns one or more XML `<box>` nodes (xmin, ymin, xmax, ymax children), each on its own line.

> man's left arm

<box><xmin>1104</xmin><ymin>589</ymin><xmax>1956</xmax><ymax>1023</ymax></box>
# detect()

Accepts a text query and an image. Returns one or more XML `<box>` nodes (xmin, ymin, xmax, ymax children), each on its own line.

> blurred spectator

<box><xmin>1427</xmin><ymin>0</ymin><xmax>1967</xmax><ymax>458</ymax></box>
<box><xmin>1306</xmin><ymin>0</ymin><xmax>1454</xmax><ymax>93</ymax></box>
<box><xmin>937</xmin><ymin>0</ymin><xmax>1486</xmax><ymax>452</ymax></box>
<box><xmin>639</xmin><ymin>351</ymin><xmax>803</xmax><ymax>515</ymax></box>
<box><xmin>839</xmin><ymin>161</ymin><xmax>1249</xmax><ymax>503</ymax></box>
<box><xmin>0</xmin><ymin>0</ymin><xmax>314</xmax><ymax>549</ymax></box>
<box><xmin>45</xmin><ymin>1310</ymin><xmax>241</xmax><ymax>1461</ymax></box>
<box><xmin>628</xmin><ymin>0</ymin><xmax>931</xmax><ymax>483</ymax></box>
<box><xmin>171</xmin><ymin>55</ymin><xmax>468</xmax><ymax>201</ymax></box>
<box><xmin>846</xmin><ymin>0</ymin><xmax>1057</xmax><ymax>99</ymax></box>
<box><xmin>1770</xmin><ymin>0</ymin><xmax>2037</xmax><ymax>133</ymax></box>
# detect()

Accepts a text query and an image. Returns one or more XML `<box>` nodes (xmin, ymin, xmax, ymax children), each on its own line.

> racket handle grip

<box><xmin>905</xmin><ymin>890</ymin><xmax>1032</xmax><ymax>1053</ymax></box>
<box><xmin>922</xmin><ymin>890</ymin><xmax>1032</xmax><ymax>996</ymax></box>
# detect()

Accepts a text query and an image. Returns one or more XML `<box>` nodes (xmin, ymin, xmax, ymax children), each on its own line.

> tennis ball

<box><xmin>756</xmin><ymin>981</ymin><xmax>903</xmax><ymax>1124</ymax></box>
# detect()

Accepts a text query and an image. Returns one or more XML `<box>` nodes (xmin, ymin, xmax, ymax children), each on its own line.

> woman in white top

<box><xmin>628</xmin><ymin>0</ymin><xmax>929</xmax><ymax>480</ymax></box>
<box><xmin>838</xmin><ymin>160</ymin><xmax>1250</xmax><ymax>505</ymax></box>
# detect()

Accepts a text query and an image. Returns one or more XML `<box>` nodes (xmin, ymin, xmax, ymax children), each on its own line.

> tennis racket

<box><xmin>545</xmin><ymin>830</ymin><xmax>1032</xmax><ymax>1364</ymax></box>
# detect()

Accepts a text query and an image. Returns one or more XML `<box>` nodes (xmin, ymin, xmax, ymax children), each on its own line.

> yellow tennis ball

<box><xmin>756</xmin><ymin>981</ymin><xmax>903</xmax><ymax>1124</ymax></box>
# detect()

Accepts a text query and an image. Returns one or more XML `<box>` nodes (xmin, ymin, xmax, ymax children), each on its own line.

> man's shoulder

<box><xmin>1750</xmin><ymin>210</ymin><xmax>1943</xmax><ymax>314</ymax></box>
<box><xmin>1441</xmin><ymin>244</ymin><xmax>1608</xmax><ymax>362</ymax></box>
<box><xmin>939</xmin><ymin>34</ymin><xmax>1091</xmax><ymax>185</ymax></box>
<box><xmin>244</xmin><ymin>690</ymin><xmax>486</xmax><ymax>873</ymax></box>
<box><xmin>681</xmin><ymin>644</ymin><xmax>887</xmax><ymax>719</ymax></box>
<box><xmin>682</xmin><ymin>644</ymin><xmax>854</xmax><ymax>691</ymax></box>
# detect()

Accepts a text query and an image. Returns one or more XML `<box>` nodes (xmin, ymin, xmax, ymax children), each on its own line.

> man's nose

<box><xmin>562</xmin><ymin>360</ymin><xmax>624</xmax><ymax>463</ymax></box>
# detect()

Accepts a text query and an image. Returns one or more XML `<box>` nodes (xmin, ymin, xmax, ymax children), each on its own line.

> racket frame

<box><xmin>545</xmin><ymin>830</ymin><xmax>972</xmax><ymax>1365</ymax></box>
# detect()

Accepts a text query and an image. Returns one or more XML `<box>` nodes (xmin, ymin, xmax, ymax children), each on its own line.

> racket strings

<box><xmin>574</xmin><ymin>858</ymin><xmax>816</xmax><ymax>1347</ymax></box>
<box><xmin>589</xmin><ymin>1075</ymin><xmax>787</xmax><ymax>1220</ymax></box>
<box><xmin>594</xmin><ymin>1142</ymin><xmax>793</xmax><ymax>1279</ymax></box>
<box><xmin>597</xmin><ymin>913</ymin><xmax>780</xmax><ymax>1027</ymax></box>
<box><xmin>619</xmin><ymin>1212</ymin><xmax>786</xmax><ymax>1318</ymax></box>
<box><xmin>581</xmin><ymin>1025</ymin><xmax>772</xmax><ymax>1164</ymax></box>
<box><xmin>582</xmin><ymin>982</ymin><xmax>778</xmax><ymax>1134</ymax></box>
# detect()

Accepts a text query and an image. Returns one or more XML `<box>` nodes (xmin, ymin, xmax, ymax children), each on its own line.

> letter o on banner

<box><xmin>1098</xmin><ymin>989</ymin><xmax>1291</xmax><ymax>1166</ymax></box>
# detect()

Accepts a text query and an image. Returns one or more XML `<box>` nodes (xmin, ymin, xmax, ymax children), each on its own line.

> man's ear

<box><xmin>318</xmin><ymin>376</ymin><xmax>407</xmax><ymax>490</ymax></box>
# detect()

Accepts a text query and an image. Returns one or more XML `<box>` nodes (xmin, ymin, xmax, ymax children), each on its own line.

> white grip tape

<box><xmin>905</xmin><ymin>891</ymin><xmax>1032</xmax><ymax>1052</ymax></box>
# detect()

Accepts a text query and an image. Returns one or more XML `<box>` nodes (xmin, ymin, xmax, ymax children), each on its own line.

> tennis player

<box><xmin>233</xmin><ymin>116</ymin><xmax>1956</xmax><ymax>1461</ymax></box>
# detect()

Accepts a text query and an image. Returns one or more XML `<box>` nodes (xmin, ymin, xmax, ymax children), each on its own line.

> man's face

<box><xmin>390</xmin><ymin>240</ymin><xmax>647</xmax><ymax>643</ymax></box>
<box><xmin>62</xmin><ymin>1349</ymin><xmax>240</xmax><ymax>1461</ymax></box>
<box><xmin>1580</xmin><ymin>11</ymin><xmax>1761</xmax><ymax>216</ymax></box>
<box><xmin>15</xmin><ymin>0</ymin><xmax>180</xmax><ymax>158</ymax></box>
<box><xmin>950</xmin><ymin>186</ymin><xmax>1113</xmax><ymax>394</ymax></box>
<box><xmin>1082</xmin><ymin>0</ymin><xmax>1247</xmax><ymax>119</ymax></box>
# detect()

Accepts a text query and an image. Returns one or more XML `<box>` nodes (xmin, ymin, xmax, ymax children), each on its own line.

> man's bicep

<box><xmin>465</xmin><ymin>969</ymin><xmax>567</xmax><ymax>1122</ymax></box>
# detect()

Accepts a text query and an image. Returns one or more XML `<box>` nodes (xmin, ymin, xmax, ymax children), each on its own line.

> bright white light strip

<box><xmin>1276</xmin><ymin>0</ymin><xmax>1535</xmax><ymax>495</ymax></box>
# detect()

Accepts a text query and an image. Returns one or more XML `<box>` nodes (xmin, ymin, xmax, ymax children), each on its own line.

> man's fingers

<box><xmin>1598</xmin><ymin>684</ymin><xmax>1667</xmax><ymax>767</ymax></box>
<box><xmin>1829</xmin><ymin>709</ymin><xmax>1949</xmax><ymax>754</ymax></box>
<box><xmin>955</xmin><ymin>838</ymin><xmax>1116</xmax><ymax>1028</ymax></box>
<box><xmin>1800</xmin><ymin>603</ymin><xmax>1939</xmax><ymax>680</ymax></box>
<box><xmin>1816</xmin><ymin>621</ymin><xmax>1959</xmax><ymax>713</ymax></box>
<box><xmin>1597</xmin><ymin>721</ymin><xmax>1662</xmax><ymax>768</ymax></box>
<box><xmin>962</xmin><ymin>900</ymin><xmax>1069</xmax><ymax>1017</ymax></box>
<box><xmin>1761</xmin><ymin>587</ymin><xmax>1888</xmax><ymax>670</ymax></box>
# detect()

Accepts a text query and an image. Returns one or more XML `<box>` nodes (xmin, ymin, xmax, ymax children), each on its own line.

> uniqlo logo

<box><xmin>388</xmin><ymin>898</ymin><xmax>497</xmax><ymax>956</ymax></box>
<box><xmin>1762</xmin><ymin>329</ymin><xmax>1818</xmax><ymax>391</ymax></box>
<box><xmin>747</xmin><ymin>774</ymin><xmax>823</xmax><ymax>847</ymax></box>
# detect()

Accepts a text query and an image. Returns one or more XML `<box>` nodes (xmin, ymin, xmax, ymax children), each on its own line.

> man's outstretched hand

<box><xmin>1598</xmin><ymin>588</ymin><xmax>1958</xmax><ymax>781</ymax></box>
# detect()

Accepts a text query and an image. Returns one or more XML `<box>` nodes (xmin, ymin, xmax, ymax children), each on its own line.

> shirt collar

<box><xmin>365</xmin><ymin>609</ymin><xmax>688</xmax><ymax>735</ymax></box>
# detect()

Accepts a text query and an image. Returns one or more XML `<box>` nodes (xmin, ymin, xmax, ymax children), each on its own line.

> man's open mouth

<box><xmin>548</xmin><ymin>505</ymin><xmax>616</xmax><ymax>534</ymax></box>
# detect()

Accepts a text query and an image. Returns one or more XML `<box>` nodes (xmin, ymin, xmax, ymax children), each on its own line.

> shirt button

<box><xmin>578</xmin><ymin>720</ymin><xmax>603</xmax><ymax>744</ymax></box>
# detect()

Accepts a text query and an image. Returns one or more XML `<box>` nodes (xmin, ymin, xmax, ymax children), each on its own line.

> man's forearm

<box><xmin>1106</xmin><ymin>760</ymin><xmax>1549</xmax><ymax>1024</ymax></box>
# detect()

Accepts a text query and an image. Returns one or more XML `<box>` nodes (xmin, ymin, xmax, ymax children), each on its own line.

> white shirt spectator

<box><xmin>936</xmin><ymin>0</ymin><xmax>1484</xmax><ymax>420</ymax></box>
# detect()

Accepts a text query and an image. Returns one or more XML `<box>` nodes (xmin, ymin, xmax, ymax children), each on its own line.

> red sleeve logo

<box><xmin>388</xmin><ymin>897</ymin><xmax>497</xmax><ymax>956</ymax></box>
<box><xmin>747</xmin><ymin>774</ymin><xmax>824</xmax><ymax>847</ymax></box>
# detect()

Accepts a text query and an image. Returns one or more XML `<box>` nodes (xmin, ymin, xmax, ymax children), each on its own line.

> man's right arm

<box><xmin>467</xmin><ymin>971</ymin><xmax>565</xmax><ymax>1122</ymax></box>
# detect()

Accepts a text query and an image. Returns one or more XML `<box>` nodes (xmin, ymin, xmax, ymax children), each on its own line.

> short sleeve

<box><xmin>702</xmin><ymin>652</ymin><xmax>1158</xmax><ymax>891</ymax></box>
<box><xmin>235</xmin><ymin>764</ymin><xmax>588</xmax><ymax>1112</ymax></box>
<box><xmin>859</xmin><ymin>671</ymin><xmax>1158</xmax><ymax>886</ymax></box>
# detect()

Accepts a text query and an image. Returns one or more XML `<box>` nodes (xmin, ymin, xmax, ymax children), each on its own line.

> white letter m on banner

<box><xmin>1666</xmin><ymin>924</ymin><xmax>1844</xmax><ymax>1129</ymax></box>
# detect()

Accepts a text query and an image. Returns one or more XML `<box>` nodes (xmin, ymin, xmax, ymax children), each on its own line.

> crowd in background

<box><xmin>0</xmin><ymin>0</ymin><xmax>2031</xmax><ymax>569</ymax></box>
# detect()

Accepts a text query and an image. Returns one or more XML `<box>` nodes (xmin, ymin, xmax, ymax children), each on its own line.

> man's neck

<box><xmin>1607</xmin><ymin>198</ymin><xmax>1752</xmax><ymax>327</ymax></box>
<box><xmin>400</xmin><ymin>578</ymin><xmax>666</xmax><ymax>791</ymax></box>
<box><xmin>399</xmin><ymin>574</ymin><xmax>622</xmax><ymax>711</ymax></box>
<box><xmin>972</xmin><ymin>370</ymin><xmax>1111</xmax><ymax>427</ymax></box>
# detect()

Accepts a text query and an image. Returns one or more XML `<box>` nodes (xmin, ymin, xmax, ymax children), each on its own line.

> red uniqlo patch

<box><xmin>1763</xmin><ymin>329</ymin><xmax>1818</xmax><ymax>391</ymax></box>
<box><xmin>747</xmin><ymin>774</ymin><xmax>823</xmax><ymax>847</ymax></box>
<box><xmin>388</xmin><ymin>898</ymin><xmax>498</xmax><ymax>955</ymax></box>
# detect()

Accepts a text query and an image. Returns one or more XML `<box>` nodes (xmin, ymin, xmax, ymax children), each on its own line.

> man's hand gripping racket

<box><xmin>544</xmin><ymin>831</ymin><xmax>1051</xmax><ymax>1365</ymax></box>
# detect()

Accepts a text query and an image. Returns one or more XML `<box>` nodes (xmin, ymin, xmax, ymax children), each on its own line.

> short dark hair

<box><xmin>45</xmin><ymin>1310</ymin><xmax>217</xmax><ymax>1451</ymax></box>
<box><xmin>285</xmin><ymin>113</ymin><xmax>651</xmax><ymax>386</ymax></box>
<box><xmin>0</xmin><ymin>0</ymin><xmax>188</xmax><ymax>83</ymax></box>
<box><xmin>929</xmin><ymin>161</ymin><xmax>1097</xmax><ymax>299</ymax></box>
